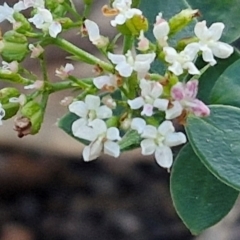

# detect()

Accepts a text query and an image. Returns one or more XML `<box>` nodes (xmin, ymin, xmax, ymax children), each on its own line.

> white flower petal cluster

<box><xmin>73</xmin><ymin>119</ymin><xmax>121</xmax><ymax>161</ymax></box>
<box><xmin>108</xmin><ymin>50</ymin><xmax>156</xmax><ymax>78</ymax></box>
<box><xmin>131</xmin><ymin>119</ymin><xmax>186</xmax><ymax>168</ymax></box>
<box><xmin>164</xmin><ymin>45</ymin><xmax>200</xmax><ymax>76</ymax></box>
<box><xmin>110</xmin><ymin>0</ymin><xmax>142</xmax><ymax>27</ymax></box>
<box><xmin>128</xmin><ymin>79</ymin><xmax>169</xmax><ymax>116</ymax></box>
<box><xmin>189</xmin><ymin>21</ymin><xmax>234</xmax><ymax>66</ymax></box>
<box><xmin>28</xmin><ymin>8</ymin><xmax>62</xmax><ymax>38</ymax></box>
<box><xmin>69</xmin><ymin>95</ymin><xmax>113</xmax><ymax>135</ymax></box>
<box><xmin>166</xmin><ymin>80</ymin><xmax>210</xmax><ymax>119</ymax></box>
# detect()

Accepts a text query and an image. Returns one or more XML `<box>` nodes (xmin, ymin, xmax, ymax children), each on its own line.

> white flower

<box><xmin>72</xmin><ymin>119</ymin><xmax>121</xmax><ymax>161</ymax></box>
<box><xmin>28</xmin><ymin>8</ymin><xmax>62</xmax><ymax>38</ymax></box>
<box><xmin>153</xmin><ymin>13</ymin><xmax>170</xmax><ymax>47</ymax></box>
<box><xmin>108</xmin><ymin>50</ymin><xmax>156</xmax><ymax>78</ymax></box>
<box><xmin>24</xmin><ymin>80</ymin><xmax>44</xmax><ymax>90</ymax></box>
<box><xmin>140</xmin><ymin>120</ymin><xmax>186</xmax><ymax>168</ymax></box>
<box><xmin>189</xmin><ymin>21</ymin><xmax>234</xmax><ymax>66</ymax></box>
<box><xmin>164</xmin><ymin>45</ymin><xmax>200</xmax><ymax>76</ymax></box>
<box><xmin>1</xmin><ymin>61</ymin><xmax>19</xmax><ymax>73</ymax></box>
<box><xmin>93</xmin><ymin>74</ymin><xmax>119</xmax><ymax>90</ymax></box>
<box><xmin>110</xmin><ymin>0</ymin><xmax>142</xmax><ymax>27</ymax></box>
<box><xmin>0</xmin><ymin>103</ymin><xmax>5</xmax><ymax>125</ymax></box>
<box><xmin>0</xmin><ymin>3</ymin><xmax>15</xmax><ymax>23</ymax></box>
<box><xmin>128</xmin><ymin>79</ymin><xmax>169</xmax><ymax>116</ymax></box>
<box><xmin>69</xmin><ymin>95</ymin><xmax>113</xmax><ymax>134</ymax></box>
<box><xmin>29</xmin><ymin>44</ymin><xmax>44</xmax><ymax>58</ymax></box>
<box><xmin>55</xmin><ymin>63</ymin><xmax>74</xmax><ymax>80</ymax></box>
<box><xmin>14</xmin><ymin>0</ymin><xmax>45</xmax><ymax>11</ymax></box>
<box><xmin>165</xmin><ymin>79</ymin><xmax>210</xmax><ymax>119</ymax></box>
<box><xmin>130</xmin><ymin>117</ymin><xmax>146</xmax><ymax>134</ymax></box>
<box><xmin>84</xmin><ymin>19</ymin><xmax>109</xmax><ymax>48</ymax></box>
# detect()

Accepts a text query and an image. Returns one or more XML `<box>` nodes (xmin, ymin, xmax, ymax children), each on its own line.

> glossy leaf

<box><xmin>197</xmin><ymin>49</ymin><xmax>240</xmax><ymax>104</ymax></box>
<box><xmin>171</xmin><ymin>144</ymin><xmax>238</xmax><ymax>235</ymax></box>
<box><xmin>210</xmin><ymin>59</ymin><xmax>240</xmax><ymax>107</ymax></box>
<box><xmin>186</xmin><ymin>105</ymin><xmax>240</xmax><ymax>190</ymax></box>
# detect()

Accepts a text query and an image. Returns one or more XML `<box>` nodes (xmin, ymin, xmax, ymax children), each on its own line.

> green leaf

<box><xmin>198</xmin><ymin>49</ymin><xmax>240</xmax><ymax>104</ymax></box>
<box><xmin>210</xmin><ymin>59</ymin><xmax>240</xmax><ymax>107</ymax></box>
<box><xmin>119</xmin><ymin>129</ymin><xmax>141</xmax><ymax>151</ymax></box>
<box><xmin>186</xmin><ymin>105</ymin><xmax>240</xmax><ymax>191</ymax></box>
<box><xmin>171</xmin><ymin>144</ymin><xmax>238</xmax><ymax>235</ymax></box>
<box><xmin>58</xmin><ymin>113</ymin><xmax>89</xmax><ymax>145</ymax></box>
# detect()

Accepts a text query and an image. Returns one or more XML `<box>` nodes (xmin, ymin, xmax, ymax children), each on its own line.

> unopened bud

<box><xmin>13</xmin><ymin>12</ymin><xmax>32</xmax><ymax>33</ymax></box>
<box><xmin>169</xmin><ymin>9</ymin><xmax>200</xmax><ymax>36</ymax></box>
<box><xmin>117</xmin><ymin>15</ymin><xmax>148</xmax><ymax>36</ymax></box>
<box><xmin>18</xmin><ymin>101</ymin><xmax>44</xmax><ymax>136</ymax></box>
<box><xmin>14</xmin><ymin>116</ymin><xmax>31</xmax><ymax>138</ymax></box>
<box><xmin>0</xmin><ymin>87</ymin><xmax>20</xmax><ymax>119</ymax></box>
<box><xmin>1</xmin><ymin>31</ymin><xmax>28</xmax><ymax>62</ymax></box>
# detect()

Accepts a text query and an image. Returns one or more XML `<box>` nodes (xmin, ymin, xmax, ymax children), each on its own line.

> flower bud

<box><xmin>106</xmin><ymin>116</ymin><xmax>119</xmax><ymax>128</ymax></box>
<box><xmin>117</xmin><ymin>15</ymin><xmax>148</xmax><ymax>36</ymax></box>
<box><xmin>0</xmin><ymin>88</ymin><xmax>20</xmax><ymax>119</ymax></box>
<box><xmin>13</xmin><ymin>12</ymin><xmax>32</xmax><ymax>33</ymax></box>
<box><xmin>176</xmin><ymin>37</ymin><xmax>198</xmax><ymax>51</ymax></box>
<box><xmin>17</xmin><ymin>101</ymin><xmax>44</xmax><ymax>136</ymax></box>
<box><xmin>169</xmin><ymin>9</ymin><xmax>200</xmax><ymax>36</ymax></box>
<box><xmin>45</xmin><ymin>0</ymin><xmax>67</xmax><ymax>17</ymax></box>
<box><xmin>1</xmin><ymin>31</ymin><xmax>29</xmax><ymax>62</ymax></box>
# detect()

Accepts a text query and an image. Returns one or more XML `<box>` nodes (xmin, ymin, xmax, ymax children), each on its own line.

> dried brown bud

<box><xmin>13</xmin><ymin>116</ymin><xmax>32</xmax><ymax>138</ymax></box>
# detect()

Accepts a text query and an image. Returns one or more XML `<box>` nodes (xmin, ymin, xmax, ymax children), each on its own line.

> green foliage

<box><xmin>186</xmin><ymin>105</ymin><xmax>240</xmax><ymax>190</ymax></box>
<box><xmin>171</xmin><ymin>144</ymin><xmax>238</xmax><ymax>235</ymax></box>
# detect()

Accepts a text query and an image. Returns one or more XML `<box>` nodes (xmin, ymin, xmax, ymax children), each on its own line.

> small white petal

<box><xmin>150</xmin><ymin>82</ymin><xmax>163</xmax><ymax>99</ymax></box>
<box><xmin>141</xmin><ymin>104</ymin><xmax>154</xmax><ymax>116</ymax></box>
<box><xmin>104</xmin><ymin>140</ymin><xmax>120</xmax><ymax>158</ymax></box>
<box><xmin>208</xmin><ymin>22</ymin><xmax>225</xmax><ymax>41</ymax></box>
<box><xmin>164</xmin><ymin>132</ymin><xmax>187</xmax><ymax>147</ymax></box>
<box><xmin>93</xmin><ymin>75</ymin><xmax>111</xmax><ymax>89</ymax></box>
<box><xmin>201</xmin><ymin>47</ymin><xmax>216</xmax><ymax>65</ymax></box>
<box><xmin>73</xmin><ymin>124</ymin><xmax>97</xmax><ymax>141</ymax></box>
<box><xmin>69</xmin><ymin>101</ymin><xmax>88</xmax><ymax>118</ymax></box>
<box><xmin>141</xmin><ymin>125</ymin><xmax>157</xmax><ymax>139</ymax></box>
<box><xmin>128</xmin><ymin>97</ymin><xmax>145</xmax><ymax>110</ymax></box>
<box><xmin>83</xmin><ymin>140</ymin><xmax>102</xmax><ymax>161</ymax></box>
<box><xmin>84</xmin><ymin>19</ymin><xmax>100</xmax><ymax>42</ymax></box>
<box><xmin>165</xmin><ymin>101</ymin><xmax>183</xmax><ymax>119</ymax></box>
<box><xmin>72</xmin><ymin>118</ymin><xmax>87</xmax><ymax>138</ymax></box>
<box><xmin>140</xmin><ymin>139</ymin><xmax>156</xmax><ymax>155</ymax></box>
<box><xmin>153</xmin><ymin>99</ymin><xmax>169</xmax><ymax>111</ymax></box>
<box><xmin>116</xmin><ymin>61</ymin><xmax>133</xmax><ymax>77</ymax></box>
<box><xmin>157</xmin><ymin>120</ymin><xmax>174</xmax><ymax>136</ymax></box>
<box><xmin>155</xmin><ymin>146</ymin><xmax>173</xmax><ymax>168</ymax></box>
<box><xmin>168</xmin><ymin>61</ymin><xmax>184</xmax><ymax>76</ymax></box>
<box><xmin>210</xmin><ymin>41</ymin><xmax>234</xmax><ymax>59</ymax></box>
<box><xmin>89</xmin><ymin>119</ymin><xmax>107</xmax><ymax>135</ymax></box>
<box><xmin>106</xmin><ymin>127</ymin><xmax>121</xmax><ymax>141</ymax></box>
<box><xmin>131</xmin><ymin>117</ymin><xmax>146</xmax><ymax>134</ymax></box>
<box><xmin>49</xmin><ymin>21</ymin><xmax>62</xmax><ymax>38</ymax></box>
<box><xmin>96</xmin><ymin>105</ymin><xmax>112</xmax><ymax>119</ymax></box>
<box><xmin>108</xmin><ymin>52</ymin><xmax>126</xmax><ymax>64</ymax></box>
<box><xmin>85</xmin><ymin>95</ymin><xmax>100</xmax><ymax>110</ymax></box>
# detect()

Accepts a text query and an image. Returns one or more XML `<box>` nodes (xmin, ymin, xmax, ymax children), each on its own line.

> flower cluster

<box><xmin>0</xmin><ymin>0</ymin><xmax>234</xmax><ymax>169</ymax></box>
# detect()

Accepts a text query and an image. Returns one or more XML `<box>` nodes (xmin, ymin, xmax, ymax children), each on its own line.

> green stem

<box><xmin>0</xmin><ymin>71</ymin><xmax>33</xmax><ymax>85</ymax></box>
<box><xmin>53</xmin><ymin>38</ymin><xmax>114</xmax><ymax>72</ymax></box>
<box><xmin>68</xmin><ymin>76</ymin><xmax>92</xmax><ymax>89</ymax></box>
<box><xmin>83</xmin><ymin>3</ymin><xmax>93</xmax><ymax>19</ymax></box>
<box><xmin>123</xmin><ymin>35</ymin><xmax>134</xmax><ymax>54</ymax></box>
<box><xmin>41</xmin><ymin>91</ymin><xmax>49</xmax><ymax>112</ymax></box>
<box><xmin>63</xmin><ymin>2</ymin><xmax>81</xmax><ymax>20</ymax></box>
<box><xmin>149</xmin><ymin>73</ymin><xmax>165</xmax><ymax>81</ymax></box>
<box><xmin>40</xmin><ymin>54</ymin><xmax>49</xmax><ymax>82</ymax></box>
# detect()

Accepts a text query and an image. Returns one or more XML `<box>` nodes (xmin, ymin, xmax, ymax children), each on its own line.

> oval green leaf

<box><xmin>171</xmin><ymin>144</ymin><xmax>238</xmax><ymax>235</ymax></box>
<box><xmin>186</xmin><ymin>105</ymin><xmax>240</xmax><ymax>190</ymax></box>
<box><xmin>210</xmin><ymin>59</ymin><xmax>240</xmax><ymax>107</ymax></box>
